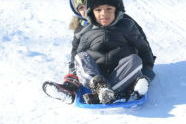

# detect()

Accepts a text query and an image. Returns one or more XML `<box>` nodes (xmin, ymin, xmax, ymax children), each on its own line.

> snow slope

<box><xmin>0</xmin><ymin>0</ymin><xmax>186</xmax><ymax>124</ymax></box>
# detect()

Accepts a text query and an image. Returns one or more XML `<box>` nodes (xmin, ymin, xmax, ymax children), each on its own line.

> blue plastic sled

<box><xmin>74</xmin><ymin>86</ymin><xmax>147</xmax><ymax>109</ymax></box>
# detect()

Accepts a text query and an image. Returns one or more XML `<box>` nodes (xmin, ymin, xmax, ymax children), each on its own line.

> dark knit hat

<box><xmin>87</xmin><ymin>0</ymin><xmax>125</xmax><ymax>12</ymax></box>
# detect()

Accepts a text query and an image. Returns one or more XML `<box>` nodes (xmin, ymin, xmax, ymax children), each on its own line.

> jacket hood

<box><xmin>70</xmin><ymin>0</ymin><xmax>87</xmax><ymax>19</ymax></box>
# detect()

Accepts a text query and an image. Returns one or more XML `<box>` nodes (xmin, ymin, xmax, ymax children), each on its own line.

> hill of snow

<box><xmin>0</xmin><ymin>0</ymin><xmax>186</xmax><ymax>124</ymax></box>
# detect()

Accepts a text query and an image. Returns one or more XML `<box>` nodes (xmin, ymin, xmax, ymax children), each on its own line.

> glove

<box><xmin>142</xmin><ymin>66</ymin><xmax>155</xmax><ymax>81</ymax></box>
<box><xmin>63</xmin><ymin>74</ymin><xmax>81</xmax><ymax>92</ymax></box>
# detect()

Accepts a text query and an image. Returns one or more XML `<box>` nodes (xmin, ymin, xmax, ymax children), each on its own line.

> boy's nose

<box><xmin>100</xmin><ymin>9</ymin><xmax>107</xmax><ymax>15</ymax></box>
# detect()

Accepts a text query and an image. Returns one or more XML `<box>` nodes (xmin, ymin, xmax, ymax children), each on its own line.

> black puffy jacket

<box><xmin>69</xmin><ymin>12</ymin><xmax>155</xmax><ymax>79</ymax></box>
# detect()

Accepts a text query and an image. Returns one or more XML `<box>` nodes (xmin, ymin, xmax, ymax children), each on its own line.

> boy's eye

<box><xmin>94</xmin><ymin>8</ymin><xmax>102</xmax><ymax>12</ymax></box>
<box><xmin>94</xmin><ymin>7</ymin><xmax>114</xmax><ymax>12</ymax></box>
<box><xmin>106</xmin><ymin>7</ymin><xmax>113</xmax><ymax>11</ymax></box>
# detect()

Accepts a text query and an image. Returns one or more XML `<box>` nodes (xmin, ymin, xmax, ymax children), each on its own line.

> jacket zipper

<box><xmin>104</xmin><ymin>28</ymin><xmax>109</xmax><ymax>74</ymax></box>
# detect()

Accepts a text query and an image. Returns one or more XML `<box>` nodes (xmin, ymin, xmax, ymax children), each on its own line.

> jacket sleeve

<box><xmin>122</xmin><ymin>19</ymin><xmax>156</xmax><ymax>80</ymax></box>
<box><xmin>68</xmin><ymin>36</ymin><xmax>80</xmax><ymax>74</ymax></box>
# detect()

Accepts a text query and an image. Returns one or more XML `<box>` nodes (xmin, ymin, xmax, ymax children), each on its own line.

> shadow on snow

<box><xmin>132</xmin><ymin>61</ymin><xmax>186</xmax><ymax>118</ymax></box>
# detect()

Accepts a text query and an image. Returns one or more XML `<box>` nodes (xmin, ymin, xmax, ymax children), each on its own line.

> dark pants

<box><xmin>74</xmin><ymin>52</ymin><xmax>143</xmax><ymax>97</ymax></box>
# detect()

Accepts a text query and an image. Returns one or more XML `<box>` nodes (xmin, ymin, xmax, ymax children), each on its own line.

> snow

<box><xmin>0</xmin><ymin>0</ymin><xmax>186</xmax><ymax>124</ymax></box>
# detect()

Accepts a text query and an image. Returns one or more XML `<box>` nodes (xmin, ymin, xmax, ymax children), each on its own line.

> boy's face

<box><xmin>93</xmin><ymin>5</ymin><xmax>116</xmax><ymax>26</ymax></box>
<box><xmin>78</xmin><ymin>5</ymin><xmax>87</xmax><ymax>17</ymax></box>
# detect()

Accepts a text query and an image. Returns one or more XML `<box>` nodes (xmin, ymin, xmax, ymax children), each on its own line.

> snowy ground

<box><xmin>0</xmin><ymin>0</ymin><xmax>186</xmax><ymax>124</ymax></box>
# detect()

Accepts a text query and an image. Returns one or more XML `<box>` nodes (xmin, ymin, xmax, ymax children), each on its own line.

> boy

<box><xmin>70</xmin><ymin>0</ymin><xmax>155</xmax><ymax>80</ymax></box>
<box><xmin>43</xmin><ymin>0</ymin><xmax>155</xmax><ymax>104</ymax></box>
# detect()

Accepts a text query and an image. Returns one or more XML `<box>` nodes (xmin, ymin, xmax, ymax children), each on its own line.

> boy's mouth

<box><xmin>100</xmin><ymin>18</ymin><xmax>110</xmax><ymax>22</ymax></box>
<box><xmin>100</xmin><ymin>18</ymin><xmax>109</xmax><ymax>21</ymax></box>
<box><xmin>99</xmin><ymin>18</ymin><xmax>111</xmax><ymax>25</ymax></box>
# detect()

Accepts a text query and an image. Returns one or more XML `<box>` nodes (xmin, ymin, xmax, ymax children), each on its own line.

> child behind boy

<box><xmin>42</xmin><ymin>0</ymin><xmax>87</xmax><ymax>104</ymax></box>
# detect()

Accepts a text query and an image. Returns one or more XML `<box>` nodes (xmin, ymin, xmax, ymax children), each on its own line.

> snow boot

<box><xmin>98</xmin><ymin>87</ymin><xmax>115</xmax><ymax>104</ymax></box>
<box><xmin>86</xmin><ymin>75</ymin><xmax>115</xmax><ymax>104</ymax></box>
<box><xmin>128</xmin><ymin>77</ymin><xmax>149</xmax><ymax>101</ymax></box>
<box><xmin>89</xmin><ymin>75</ymin><xmax>108</xmax><ymax>92</ymax></box>
<box><xmin>134</xmin><ymin>77</ymin><xmax>149</xmax><ymax>95</ymax></box>
<box><xmin>83</xmin><ymin>93</ymin><xmax>100</xmax><ymax>104</ymax></box>
<box><xmin>42</xmin><ymin>75</ymin><xmax>81</xmax><ymax>104</ymax></box>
